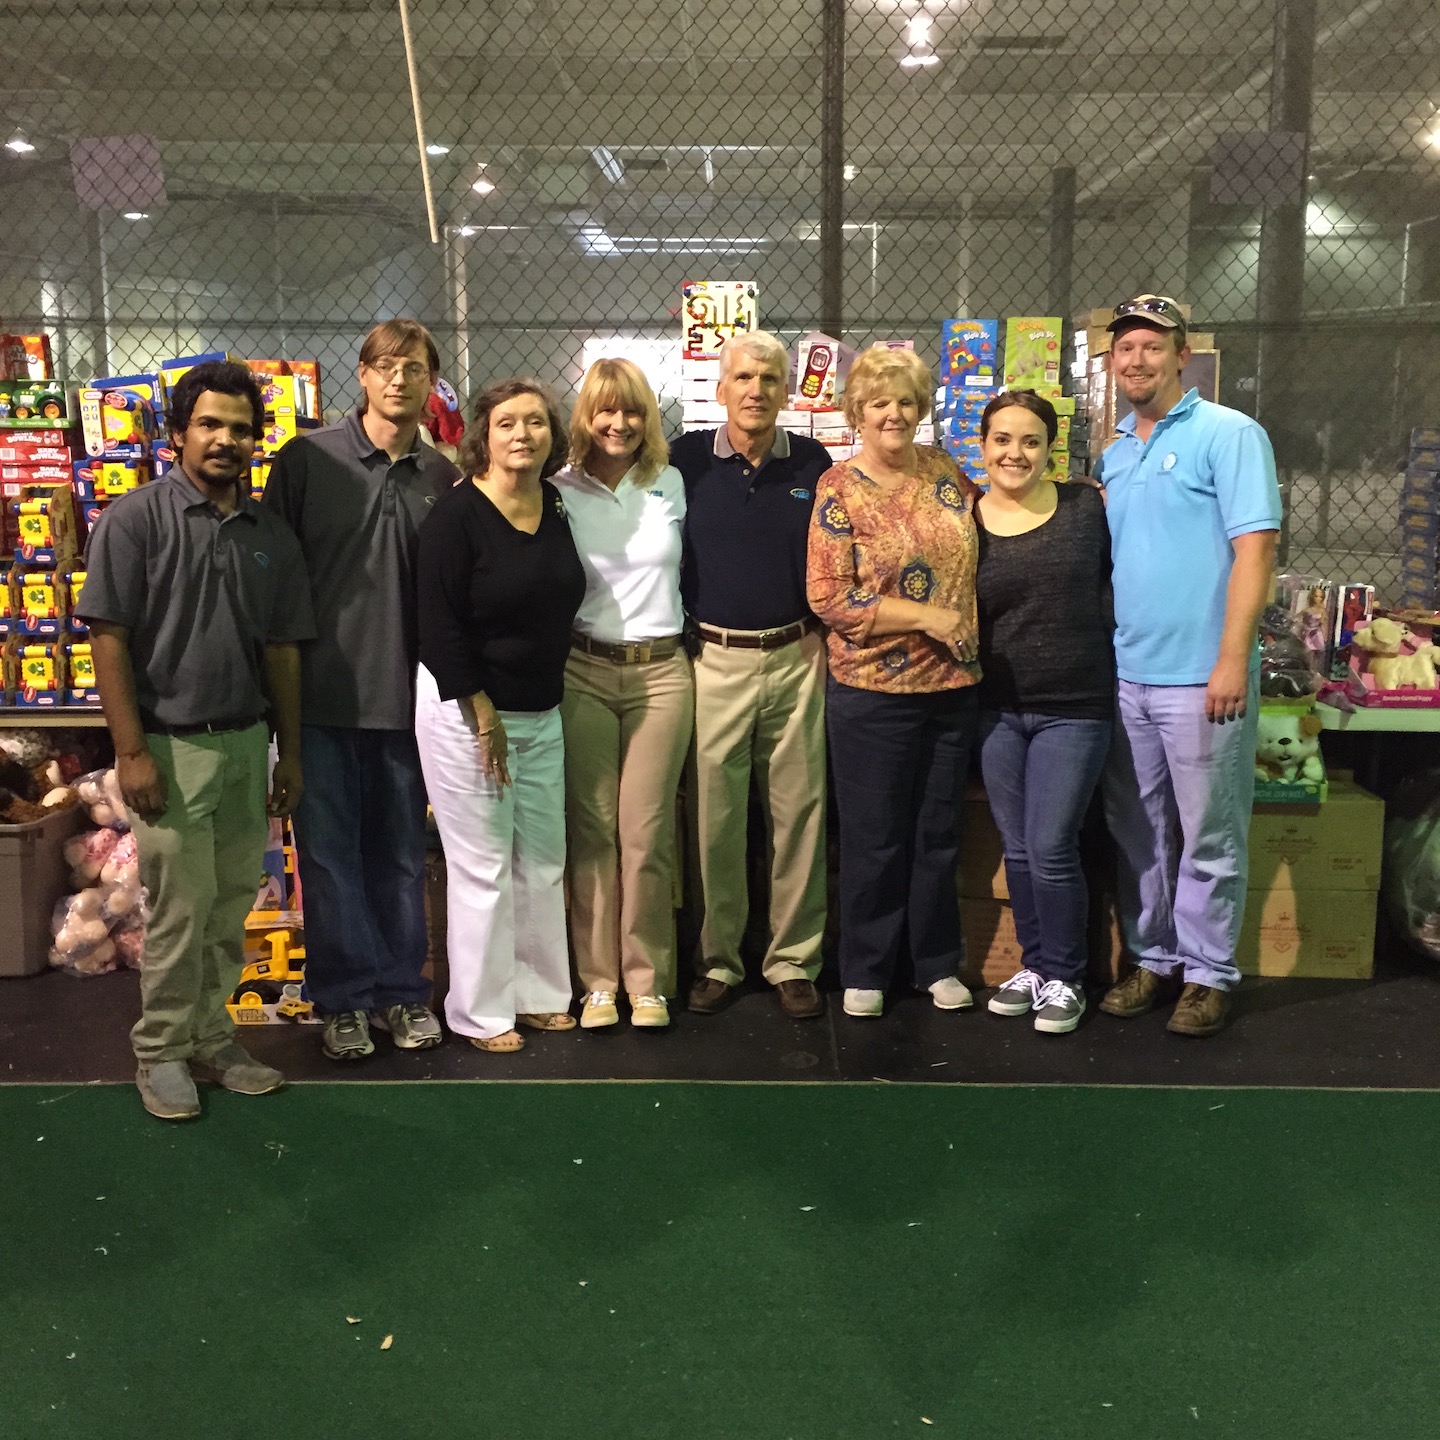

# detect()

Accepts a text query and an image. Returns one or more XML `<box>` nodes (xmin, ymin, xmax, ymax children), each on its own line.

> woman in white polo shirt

<box><xmin>554</xmin><ymin>359</ymin><xmax>693</xmax><ymax>1029</ymax></box>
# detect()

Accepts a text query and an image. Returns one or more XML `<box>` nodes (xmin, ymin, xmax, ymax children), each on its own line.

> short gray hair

<box><xmin>718</xmin><ymin>330</ymin><xmax>789</xmax><ymax>381</ymax></box>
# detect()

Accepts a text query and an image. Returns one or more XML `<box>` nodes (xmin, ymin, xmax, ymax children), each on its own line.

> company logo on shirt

<box><xmin>647</xmin><ymin>488</ymin><xmax>665</xmax><ymax>498</ymax></box>
<box><xmin>1162</xmin><ymin>453</ymin><xmax>1178</xmax><ymax>470</ymax></box>
<box><xmin>790</xmin><ymin>488</ymin><xmax>811</xmax><ymax>501</ymax></box>
<box><xmin>253</xmin><ymin>551</ymin><xmax>270</xmax><ymax>568</ymax></box>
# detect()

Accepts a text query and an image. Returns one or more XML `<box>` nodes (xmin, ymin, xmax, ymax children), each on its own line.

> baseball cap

<box><xmin>1107</xmin><ymin>294</ymin><xmax>1188</xmax><ymax>340</ymax></box>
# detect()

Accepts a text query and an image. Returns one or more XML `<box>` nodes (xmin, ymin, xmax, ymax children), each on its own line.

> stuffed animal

<box><xmin>64</xmin><ymin>827</ymin><xmax>120</xmax><ymax>886</ymax></box>
<box><xmin>1350</xmin><ymin>617</ymin><xmax>1440</xmax><ymax>690</ymax></box>
<box><xmin>1259</xmin><ymin>603</ymin><xmax>1320</xmax><ymax>697</ymax></box>
<box><xmin>75</xmin><ymin>767</ymin><xmax>128</xmax><ymax>829</ymax></box>
<box><xmin>1255</xmin><ymin>710</ymin><xmax>1325</xmax><ymax>784</ymax></box>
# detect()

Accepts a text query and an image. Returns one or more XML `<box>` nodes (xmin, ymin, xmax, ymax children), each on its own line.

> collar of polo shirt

<box><xmin>713</xmin><ymin>426</ymin><xmax>791</xmax><ymax>462</ymax></box>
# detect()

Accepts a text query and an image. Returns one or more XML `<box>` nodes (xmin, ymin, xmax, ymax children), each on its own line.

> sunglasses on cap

<box><xmin>1110</xmin><ymin>295</ymin><xmax>1186</xmax><ymax>331</ymax></box>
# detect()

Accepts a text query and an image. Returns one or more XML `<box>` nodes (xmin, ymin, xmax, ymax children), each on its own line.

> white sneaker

<box><xmin>1034</xmin><ymin>979</ymin><xmax>1086</xmax><ymax>1034</ymax></box>
<box><xmin>629</xmin><ymin>995</ymin><xmax>670</xmax><ymax>1029</ymax></box>
<box><xmin>988</xmin><ymin>968</ymin><xmax>1045</xmax><ymax>1017</ymax></box>
<box><xmin>843</xmin><ymin>988</ymin><xmax>885</xmax><ymax>1017</ymax></box>
<box><xmin>928</xmin><ymin>975</ymin><xmax>974</xmax><ymax>1011</ymax></box>
<box><xmin>580</xmin><ymin>991</ymin><xmax>619</xmax><ymax>1028</ymax></box>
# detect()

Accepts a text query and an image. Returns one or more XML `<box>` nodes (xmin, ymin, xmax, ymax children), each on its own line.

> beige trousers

<box><xmin>560</xmin><ymin>647</ymin><xmax>694</xmax><ymax>999</ymax></box>
<box><xmin>690</xmin><ymin>629</ymin><xmax>827</xmax><ymax>985</ymax></box>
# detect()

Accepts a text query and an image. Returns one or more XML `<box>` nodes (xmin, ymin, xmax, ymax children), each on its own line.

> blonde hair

<box><xmin>568</xmin><ymin>358</ymin><xmax>668</xmax><ymax>484</ymax></box>
<box><xmin>842</xmin><ymin>348</ymin><xmax>933</xmax><ymax>429</ymax></box>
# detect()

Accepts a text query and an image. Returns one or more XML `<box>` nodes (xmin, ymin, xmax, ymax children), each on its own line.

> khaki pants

<box><xmin>127</xmin><ymin>724</ymin><xmax>270</xmax><ymax>1063</ymax></box>
<box><xmin>690</xmin><ymin>629</ymin><xmax>827</xmax><ymax>985</ymax></box>
<box><xmin>560</xmin><ymin>647</ymin><xmax>694</xmax><ymax>999</ymax></box>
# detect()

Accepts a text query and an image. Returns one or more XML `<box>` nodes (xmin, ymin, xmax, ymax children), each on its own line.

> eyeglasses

<box><xmin>1111</xmin><ymin>295</ymin><xmax>1186</xmax><ymax>329</ymax></box>
<box><xmin>366</xmin><ymin>358</ymin><xmax>431</xmax><ymax>383</ymax></box>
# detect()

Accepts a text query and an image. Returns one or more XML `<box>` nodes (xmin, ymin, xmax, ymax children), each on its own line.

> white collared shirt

<box><xmin>551</xmin><ymin>462</ymin><xmax>686</xmax><ymax>641</ymax></box>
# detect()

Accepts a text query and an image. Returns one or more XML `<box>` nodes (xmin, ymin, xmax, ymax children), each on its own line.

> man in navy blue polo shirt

<box><xmin>1094</xmin><ymin>295</ymin><xmax>1280</xmax><ymax>1037</ymax></box>
<box><xmin>670</xmin><ymin>331</ymin><xmax>832</xmax><ymax>1019</ymax></box>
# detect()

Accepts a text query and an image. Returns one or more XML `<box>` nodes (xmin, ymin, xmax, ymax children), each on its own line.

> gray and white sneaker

<box><xmin>322</xmin><ymin>1009</ymin><xmax>376</xmax><ymax>1061</ymax></box>
<box><xmin>1034</xmin><ymin>979</ymin><xmax>1086</xmax><ymax>1034</ymax></box>
<box><xmin>191</xmin><ymin>1041</ymin><xmax>285</xmax><ymax>1095</ymax></box>
<box><xmin>370</xmin><ymin>1003</ymin><xmax>443</xmax><ymax>1051</ymax></box>
<box><xmin>988</xmin><ymin>968</ymin><xmax>1045</xmax><ymax>1016</ymax></box>
<box><xmin>136</xmin><ymin>1060</ymin><xmax>201</xmax><ymax>1121</ymax></box>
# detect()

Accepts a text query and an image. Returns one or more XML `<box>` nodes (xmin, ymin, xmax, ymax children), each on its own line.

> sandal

<box><xmin>516</xmin><ymin>1012</ymin><xmax>577</xmax><ymax>1032</ymax></box>
<box><xmin>468</xmin><ymin>1030</ymin><xmax>525</xmax><ymax>1053</ymax></box>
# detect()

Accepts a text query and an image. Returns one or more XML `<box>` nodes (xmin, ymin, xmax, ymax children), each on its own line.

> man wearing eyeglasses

<box><xmin>262</xmin><ymin>319</ymin><xmax>460</xmax><ymax>1061</ymax></box>
<box><xmin>1094</xmin><ymin>295</ymin><xmax>1280</xmax><ymax>1037</ymax></box>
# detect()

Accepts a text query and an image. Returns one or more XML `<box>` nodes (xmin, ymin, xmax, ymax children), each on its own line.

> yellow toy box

<box><xmin>12</xmin><ymin>484</ymin><xmax>78</xmax><ymax>565</ymax></box>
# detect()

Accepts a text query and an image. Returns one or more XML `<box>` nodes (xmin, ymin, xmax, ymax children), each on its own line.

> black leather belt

<box><xmin>141</xmin><ymin>714</ymin><xmax>263</xmax><ymax>737</ymax></box>
<box><xmin>695</xmin><ymin>619</ymin><xmax>817</xmax><ymax>651</ymax></box>
<box><xmin>571</xmin><ymin>632</ymin><xmax>684</xmax><ymax>664</ymax></box>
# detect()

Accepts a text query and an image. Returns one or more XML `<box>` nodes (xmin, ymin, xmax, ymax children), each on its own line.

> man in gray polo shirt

<box><xmin>262</xmin><ymin>318</ymin><xmax>460</xmax><ymax>1061</ymax></box>
<box><xmin>80</xmin><ymin>360</ymin><xmax>315</xmax><ymax>1121</ymax></box>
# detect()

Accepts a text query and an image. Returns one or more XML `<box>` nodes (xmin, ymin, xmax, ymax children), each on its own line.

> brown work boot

<box><xmin>1167</xmin><ymin>982</ymin><xmax>1232</xmax><ymax>1037</ymax></box>
<box><xmin>688</xmin><ymin>977</ymin><xmax>739</xmax><ymax>1015</ymax></box>
<box><xmin>775</xmin><ymin>979</ymin><xmax>825</xmax><ymax>1019</ymax></box>
<box><xmin>1099</xmin><ymin>966</ymin><xmax>1180</xmax><ymax>1018</ymax></box>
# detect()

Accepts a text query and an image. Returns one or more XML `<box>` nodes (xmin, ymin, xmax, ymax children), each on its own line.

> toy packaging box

<box><xmin>78</xmin><ymin>374</ymin><xmax>164</xmax><ymax>457</ymax></box>
<box><xmin>9</xmin><ymin>565</ymin><xmax>70</xmax><ymax>638</ymax></box>
<box><xmin>1253</xmin><ymin>700</ymin><xmax>1327</xmax><ymax>803</ymax></box>
<box><xmin>1003</xmin><ymin>317</ymin><xmax>1063</xmax><ymax>394</ymax></box>
<box><xmin>2</xmin><ymin>636</ymin><xmax>67</xmax><ymax>708</ymax></box>
<box><xmin>12</xmin><ymin>484</ymin><xmax>78</xmax><ymax>566</ymax></box>
<box><xmin>1340</xmin><ymin>609</ymin><xmax>1440</xmax><ymax>708</ymax></box>
<box><xmin>795</xmin><ymin>332</ymin><xmax>841</xmax><ymax>411</ymax></box>
<box><xmin>940</xmin><ymin>320</ymin><xmax>998</xmax><ymax>388</ymax></box>
<box><xmin>66</xmin><ymin>639</ymin><xmax>98</xmax><ymax>704</ymax></box>
<box><xmin>681</xmin><ymin>280</ymin><xmax>758</xmax><ymax>361</ymax></box>
<box><xmin>0</xmin><ymin>381</ymin><xmax>70</xmax><ymax>428</ymax></box>
<box><xmin>0</xmin><ymin>333</ymin><xmax>54</xmax><ymax>382</ymax></box>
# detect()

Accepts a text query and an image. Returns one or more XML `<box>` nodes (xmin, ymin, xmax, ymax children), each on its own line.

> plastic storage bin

<box><xmin>0</xmin><ymin>805</ymin><xmax>85</xmax><ymax>977</ymax></box>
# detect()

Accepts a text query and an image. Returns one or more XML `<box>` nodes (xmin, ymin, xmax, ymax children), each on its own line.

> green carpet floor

<box><xmin>2</xmin><ymin>1081</ymin><xmax>1435</xmax><ymax>1440</ymax></box>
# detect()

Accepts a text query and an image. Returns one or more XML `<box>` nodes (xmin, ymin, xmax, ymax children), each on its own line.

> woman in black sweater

<box><xmin>415</xmin><ymin>379</ymin><xmax>586</xmax><ymax>1054</ymax></box>
<box><xmin>973</xmin><ymin>390</ymin><xmax>1114</xmax><ymax>1035</ymax></box>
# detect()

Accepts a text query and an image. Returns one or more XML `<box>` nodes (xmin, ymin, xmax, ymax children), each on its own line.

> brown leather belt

<box><xmin>695</xmin><ymin>618</ymin><xmax>817</xmax><ymax>651</ymax></box>
<box><xmin>570</xmin><ymin>632</ymin><xmax>684</xmax><ymax>664</ymax></box>
<box><xmin>140</xmin><ymin>713</ymin><xmax>264</xmax><ymax>737</ymax></box>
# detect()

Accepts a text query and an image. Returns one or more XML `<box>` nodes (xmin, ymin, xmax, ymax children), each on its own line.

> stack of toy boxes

<box><xmin>680</xmin><ymin>279</ymin><xmax>758</xmax><ymax>433</ymax></box>
<box><xmin>247</xmin><ymin>362</ymin><xmax>323</xmax><ymax>500</ymax></box>
<box><xmin>1397</xmin><ymin>428</ymin><xmax>1440</xmax><ymax>610</ymax></box>
<box><xmin>936</xmin><ymin>320</ymin><xmax>998</xmax><ymax>486</ymax></box>
<box><xmin>3</xmin><ymin>482</ymin><xmax>79</xmax><ymax>708</ymax></box>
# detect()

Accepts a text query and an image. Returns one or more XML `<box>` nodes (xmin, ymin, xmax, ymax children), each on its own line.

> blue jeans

<box><xmin>978</xmin><ymin>710</ymin><xmax>1112</xmax><ymax>984</ymax></box>
<box><xmin>827</xmin><ymin>679</ymin><xmax>979</xmax><ymax>991</ymax></box>
<box><xmin>293</xmin><ymin>725</ymin><xmax>431</xmax><ymax>1016</ymax></box>
<box><xmin>1102</xmin><ymin>678</ymin><xmax>1258</xmax><ymax>991</ymax></box>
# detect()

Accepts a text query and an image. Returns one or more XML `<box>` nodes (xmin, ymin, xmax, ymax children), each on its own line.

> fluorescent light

<box><xmin>5</xmin><ymin>131</ymin><xmax>36</xmax><ymax>154</ymax></box>
<box><xmin>454</xmin><ymin>225</ymin><xmax>477</xmax><ymax>237</ymax></box>
<box><xmin>471</xmin><ymin>176</ymin><xmax>495</xmax><ymax>195</ymax></box>
<box><xmin>425</xmin><ymin>142</ymin><xmax>451</xmax><ymax>156</ymax></box>
<box><xmin>591</xmin><ymin>145</ymin><xmax>626</xmax><ymax>184</ymax></box>
<box><xmin>906</xmin><ymin>15</ymin><xmax>932</xmax><ymax>45</ymax></box>
<box><xmin>122</xmin><ymin>211</ymin><xmax>149</xmax><ymax>220</ymax></box>
<box><xmin>899</xmin><ymin>48</ymin><xmax>940</xmax><ymax>68</ymax></box>
<box><xmin>844</xmin><ymin>163</ymin><xmax>856</xmax><ymax>181</ymax></box>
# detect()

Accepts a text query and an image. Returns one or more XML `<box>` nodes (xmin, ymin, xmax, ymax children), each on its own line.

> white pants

<box><xmin>415</xmin><ymin>666</ymin><xmax>572</xmax><ymax>1039</ymax></box>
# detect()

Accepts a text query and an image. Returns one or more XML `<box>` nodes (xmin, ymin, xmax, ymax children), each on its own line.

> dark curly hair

<box><xmin>167</xmin><ymin>360</ymin><xmax>265</xmax><ymax>441</ymax></box>
<box><xmin>460</xmin><ymin>378</ymin><xmax>568</xmax><ymax>480</ymax></box>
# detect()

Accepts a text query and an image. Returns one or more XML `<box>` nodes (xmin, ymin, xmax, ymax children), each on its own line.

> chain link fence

<box><xmin>3</xmin><ymin>0</ymin><xmax>1439</xmax><ymax>596</ymax></box>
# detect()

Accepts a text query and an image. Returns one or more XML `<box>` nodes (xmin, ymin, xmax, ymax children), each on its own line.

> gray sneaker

<box><xmin>136</xmin><ymin>1060</ymin><xmax>201</xmax><ymax>1121</ymax></box>
<box><xmin>988</xmin><ymin>968</ymin><xmax>1045</xmax><ymax>1016</ymax></box>
<box><xmin>370</xmin><ymin>1002</ymin><xmax>443</xmax><ymax>1050</ymax></box>
<box><xmin>322</xmin><ymin>1009</ymin><xmax>376</xmax><ymax>1061</ymax></box>
<box><xmin>191</xmin><ymin>1041</ymin><xmax>285</xmax><ymax>1096</ymax></box>
<box><xmin>1034</xmin><ymin>979</ymin><xmax>1086</xmax><ymax>1034</ymax></box>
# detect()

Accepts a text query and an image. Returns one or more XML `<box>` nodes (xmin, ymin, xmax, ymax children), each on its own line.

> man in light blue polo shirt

<box><xmin>1094</xmin><ymin>295</ymin><xmax>1280</xmax><ymax>1037</ymax></box>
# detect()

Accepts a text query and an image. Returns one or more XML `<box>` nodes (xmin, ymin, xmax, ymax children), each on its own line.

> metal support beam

<box><xmin>819</xmin><ymin>0</ymin><xmax>845</xmax><ymax>337</ymax></box>
<box><xmin>1047</xmin><ymin>165</ymin><xmax>1076</xmax><ymax>318</ymax></box>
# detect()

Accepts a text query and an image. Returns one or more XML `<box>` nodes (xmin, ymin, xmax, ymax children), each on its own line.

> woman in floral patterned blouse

<box><xmin>806</xmin><ymin>347</ymin><xmax>982</xmax><ymax>1020</ymax></box>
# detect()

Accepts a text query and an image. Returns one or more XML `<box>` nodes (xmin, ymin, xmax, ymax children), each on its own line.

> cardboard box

<box><xmin>2</xmin><ymin>636</ymin><xmax>66</xmax><ymax>706</ymax></box>
<box><xmin>940</xmin><ymin>319</ymin><xmax>998</xmax><ymax>388</ymax></box>
<box><xmin>11</xmin><ymin>484</ymin><xmax>78</xmax><ymax>565</ymax></box>
<box><xmin>1236</xmin><ymin>885</ymin><xmax>1376</xmax><ymax>979</ymax></box>
<box><xmin>1003</xmin><ymin>317</ymin><xmax>1063</xmax><ymax>391</ymax></box>
<box><xmin>0</xmin><ymin>333</ymin><xmax>54</xmax><ymax>382</ymax></box>
<box><xmin>1249</xmin><ymin>777</ymin><xmax>1384</xmax><ymax>892</ymax></box>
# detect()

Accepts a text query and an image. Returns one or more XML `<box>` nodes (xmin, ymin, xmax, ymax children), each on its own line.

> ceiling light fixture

<box><xmin>906</xmin><ymin>15</ymin><xmax>932</xmax><ymax>46</ymax></box>
<box><xmin>5</xmin><ymin>130</ymin><xmax>36</xmax><ymax>155</ymax></box>
<box><xmin>843</xmin><ymin>163</ymin><xmax>856</xmax><ymax>181</ymax></box>
<box><xmin>122</xmin><ymin>211</ymin><xmax>149</xmax><ymax>220</ymax></box>
<box><xmin>471</xmin><ymin>163</ymin><xmax>495</xmax><ymax>196</ymax></box>
<box><xmin>899</xmin><ymin>47</ymin><xmax>940</xmax><ymax>69</ymax></box>
<box><xmin>426</xmin><ymin>142</ymin><xmax>451</xmax><ymax>156</ymax></box>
